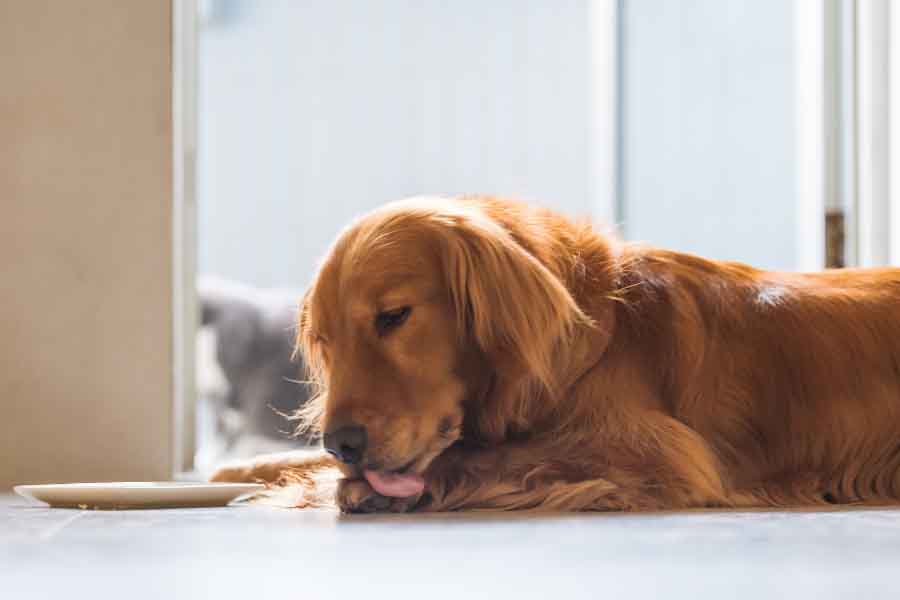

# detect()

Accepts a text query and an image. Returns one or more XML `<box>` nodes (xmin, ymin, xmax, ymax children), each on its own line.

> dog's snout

<box><xmin>324</xmin><ymin>424</ymin><xmax>367</xmax><ymax>465</ymax></box>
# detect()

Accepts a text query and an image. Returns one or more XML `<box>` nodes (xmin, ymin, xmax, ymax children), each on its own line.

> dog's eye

<box><xmin>438</xmin><ymin>417</ymin><xmax>453</xmax><ymax>435</ymax></box>
<box><xmin>374</xmin><ymin>306</ymin><xmax>411</xmax><ymax>336</ymax></box>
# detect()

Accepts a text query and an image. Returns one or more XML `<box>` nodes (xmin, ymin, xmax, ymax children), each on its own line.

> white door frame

<box><xmin>589</xmin><ymin>0</ymin><xmax>620</xmax><ymax>228</ymax></box>
<box><xmin>795</xmin><ymin>0</ymin><xmax>830</xmax><ymax>271</ymax></box>
<box><xmin>172</xmin><ymin>0</ymin><xmax>198</xmax><ymax>474</ymax></box>
<box><xmin>890</xmin><ymin>0</ymin><xmax>900</xmax><ymax>264</ymax></box>
<box><xmin>856</xmin><ymin>0</ymin><xmax>893</xmax><ymax>267</ymax></box>
<box><xmin>802</xmin><ymin>0</ymin><xmax>898</xmax><ymax>270</ymax></box>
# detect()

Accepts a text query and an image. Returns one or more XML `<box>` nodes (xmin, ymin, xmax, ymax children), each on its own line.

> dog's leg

<box><xmin>419</xmin><ymin>414</ymin><xmax>728</xmax><ymax>512</ymax></box>
<box><xmin>210</xmin><ymin>449</ymin><xmax>337</xmax><ymax>484</ymax></box>
<box><xmin>211</xmin><ymin>449</ymin><xmax>347</xmax><ymax>508</ymax></box>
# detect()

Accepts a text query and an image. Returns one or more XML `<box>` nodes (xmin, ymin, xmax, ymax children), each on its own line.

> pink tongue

<box><xmin>363</xmin><ymin>469</ymin><xmax>425</xmax><ymax>498</ymax></box>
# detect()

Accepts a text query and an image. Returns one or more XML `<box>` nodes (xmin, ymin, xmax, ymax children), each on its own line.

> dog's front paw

<box><xmin>210</xmin><ymin>461</ymin><xmax>259</xmax><ymax>483</ymax></box>
<box><xmin>336</xmin><ymin>479</ymin><xmax>420</xmax><ymax>514</ymax></box>
<box><xmin>209</xmin><ymin>459</ymin><xmax>284</xmax><ymax>484</ymax></box>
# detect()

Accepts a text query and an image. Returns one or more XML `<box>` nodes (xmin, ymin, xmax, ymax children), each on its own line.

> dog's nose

<box><xmin>323</xmin><ymin>424</ymin><xmax>367</xmax><ymax>465</ymax></box>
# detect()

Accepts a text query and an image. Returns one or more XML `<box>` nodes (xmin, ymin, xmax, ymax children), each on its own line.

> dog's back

<box><xmin>616</xmin><ymin>248</ymin><xmax>900</xmax><ymax>504</ymax></box>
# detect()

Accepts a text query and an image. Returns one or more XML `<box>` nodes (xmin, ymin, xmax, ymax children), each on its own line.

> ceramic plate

<box><xmin>13</xmin><ymin>482</ymin><xmax>266</xmax><ymax>509</ymax></box>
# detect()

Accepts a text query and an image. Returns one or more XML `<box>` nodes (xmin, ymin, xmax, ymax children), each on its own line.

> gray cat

<box><xmin>198</xmin><ymin>276</ymin><xmax>313</xmax><ymax>450</ymax></box>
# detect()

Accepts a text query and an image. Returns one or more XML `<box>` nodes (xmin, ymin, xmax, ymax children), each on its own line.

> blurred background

<box><xmin>191</xmin><ymin>0</ymin><xmax>896</xmax><ymax>471</ymax></box>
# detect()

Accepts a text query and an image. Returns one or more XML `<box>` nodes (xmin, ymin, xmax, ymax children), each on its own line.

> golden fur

<box><xmin>212</xmin><ymin>196</ymin><xmax>900</xmax><ymax>513</ymax></box>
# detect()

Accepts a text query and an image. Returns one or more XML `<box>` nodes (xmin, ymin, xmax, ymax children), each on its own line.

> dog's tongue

<box><xmin>363</xmin><ymin>469</ymin><xmax>425</xmax><ymax>498</ymax></box>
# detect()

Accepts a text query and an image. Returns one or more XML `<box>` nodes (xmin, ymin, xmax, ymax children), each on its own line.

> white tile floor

<box><xmin>2</xmin><ymin>494</ymin><xmax>900</xmax><ymax>599</ymax></box>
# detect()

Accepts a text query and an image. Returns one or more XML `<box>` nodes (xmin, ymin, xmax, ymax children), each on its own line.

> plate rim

<box><xmin>14</xmin><ymin>481</ymin><xmax>266</xmax><ymax>492</ymax></box>
<box><xmin>13</xmin><ymin>481</ymin><xmax>267</xmax><ymax>508</ymax></box>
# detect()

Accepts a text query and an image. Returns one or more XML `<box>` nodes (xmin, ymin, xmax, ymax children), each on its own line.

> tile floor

<box><xmin>2</xmin><ymin>494</ymin><xmax>899</xmax><ymax>599</ymax></box>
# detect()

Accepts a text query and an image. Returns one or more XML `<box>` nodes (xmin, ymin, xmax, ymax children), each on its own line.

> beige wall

<box><xmin>0</xmin><ymin>2</ymin><xmax>174</xmax><ymax>488</ymax></box>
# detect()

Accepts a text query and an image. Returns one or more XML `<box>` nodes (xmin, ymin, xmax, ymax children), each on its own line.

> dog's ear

<box><xmin>437</xmin><ymin>211</ymin><xmax>592</xmax><ymax>391</ymax></box>
<box><xmin>292</xmin><ymin>288</ymin><xmax>313</xmax><ymax>364</ymax></box>
<box><xmin>292</xmin><ymin>287</ymin><xmax>326</xmax><ymax>435</ymax></box>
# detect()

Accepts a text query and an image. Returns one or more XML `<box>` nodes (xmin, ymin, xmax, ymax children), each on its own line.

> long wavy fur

<box><xmin>217</xmin><ymin>195</ymin><xmax>900</xmax><ymax>513</ymax></box>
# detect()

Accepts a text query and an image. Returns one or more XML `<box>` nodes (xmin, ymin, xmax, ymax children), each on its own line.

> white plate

<box><xmin>14</xmin><ymin>482</ymin><xmax>266</xmax><ymax>509</ymax></box>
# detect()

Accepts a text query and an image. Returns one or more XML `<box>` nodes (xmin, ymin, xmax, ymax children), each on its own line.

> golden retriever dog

<box><xmin>212</xmin><ymin>196</ymin><xmax>900</xmax><ymax>513</ymax></box>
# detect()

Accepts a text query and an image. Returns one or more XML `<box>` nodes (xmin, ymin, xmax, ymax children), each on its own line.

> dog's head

<box><xmin>295</xmin><ymin>197</ymin><xmax>598</xmax><ymax>494</ymax></box>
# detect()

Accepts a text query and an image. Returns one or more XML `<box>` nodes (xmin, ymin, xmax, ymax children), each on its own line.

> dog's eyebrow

<box><xmin>377</xmin><ymin>281</ymin><xmax>443</xmax><ymax>306</ymax></box>
<box><xmin>348</xmin><ymin>272</ymin><xmax>435</xmax><ymax>297</ymax></box>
